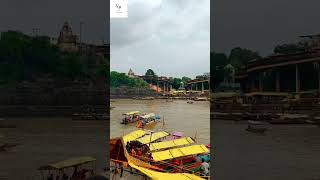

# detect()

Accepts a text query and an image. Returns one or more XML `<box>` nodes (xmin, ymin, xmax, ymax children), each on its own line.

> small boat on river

<box><xmin>38</xmin><ymin>156</ymin><xmax>100</xmax><ymax>180</ymax></box>
<box><xmin>246</xmin><ymin>120</ymin><xmax>268</xmax><ymax>134</ymax></box>
<box><xmin>121</xmin><ymin>111</ymin><xmax>141</xmax><ymax>124</ymax></box>
<box><xmin>141</xmin><ymin>97</ymin><xmax>155</xmax><ymax>100</ymax></box>
<box><xmin>194</xmin><ymin>97</ymin><xmax>207</xmax><ymax>101</ymax></box>
<box><xmin>187</xmin><ymin>100</ymin><xmax>194</xmax><ymax>104</ymax></box>
<box><xmin>136</xmin><ymin>113</ymin><xmax>161</xmax><ymax>129</ymax></box>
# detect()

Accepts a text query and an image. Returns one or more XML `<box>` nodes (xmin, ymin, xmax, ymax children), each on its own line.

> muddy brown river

<box><xmin>0</xmin><ymin>118</ymin><xmax>107</xmax><ymax>180</ymax></box>
<box><xmin>110</xmin><ymin>99</ymin><xmax>210</xmax><ymax>144</ymax></box>
<box><xmin>213</xmin><ymin>120</ymin><xmax>320</xmax><ymax>180</ymax></box>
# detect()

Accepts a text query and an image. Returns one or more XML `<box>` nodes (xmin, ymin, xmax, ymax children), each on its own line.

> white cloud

<box><xmin>111</xmin><ymin>0</ymin><xmax>210</xmax><ymax>78</ymax></box>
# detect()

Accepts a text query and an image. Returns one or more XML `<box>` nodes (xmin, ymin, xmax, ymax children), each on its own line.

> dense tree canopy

<box><xmin>171</xmin><ymin>78</ymin><xmax>183</xmax><ymax>90</ymax></box>
<box><xmin>211</xmin><ymin>52</ymin><xmax>228</xmax><ymax>88</ymax></box>
<box><xmin>229</xmin><ymin>47</ymin><xmax>260</xmax><ymax>71</ymax></box>
<box><xmin>145</xmin><ymin>69</ymin><xmax>156</xmax><ymax>76</ymax></box>
<box><xmin>110</xmin><ymin>71</ymin><xmax>148</xmax><ymax>88</ymax></box>
<box><xmin>181</xmin><ymin>76</ymin><xmax>191</xmax><ymax>84</ymax></box>
<box><xmin>211</xmin><ymin>48</ymin><xmax>260</xmax><ymax>90</ymax></box>
<box><xmin>0</xmin><ymin>31</ymin><xmax>108</xmax><ymax>85</ymax></box>
<box><xmin>211</xmin><ymin>52</ymin><xmax>229</xmax><ymax>70</ymax></box>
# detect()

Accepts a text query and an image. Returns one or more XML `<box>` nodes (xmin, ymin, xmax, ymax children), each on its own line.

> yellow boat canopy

<box><xmin>140</xmin><ymin>113</ymin><xmax>155</xmax><ymax>119</ymax></box>
<box><xmin>128</xmin><ymin>161</ymin><xmax>205</xmax><ymax>180</ymax></box>
<box><xmin>152</xmin><ymin>145</ymin><xmax>209</xmax><ymax>162</ymax></box>
<box><xmin>136</xmin><ymin>131</ymin><xmax>169</xmax><ymax>144</ymax></box>
<box><xmin>148</xmin><ymin>137</ymin><xmax>194</xmax><ymax>152</ymax></box>
<box><xmin>123</xmin><ymin>111</ymin><xmax>140</xmax><ymax>115</ymax></box>
<box><xmin>123</xmin><ymin>130</ymin><xmax>146</xmax><ymax>144</ymax></box>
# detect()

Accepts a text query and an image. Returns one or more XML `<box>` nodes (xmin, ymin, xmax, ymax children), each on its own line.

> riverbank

<box><xmin>0</xmin><ymin>117</ymin><xmax>108</xmax><ymax>180</ymax></box>
<box><xmin>110</xmin><ymin>87</ymin><xmax>158</xmax><ymax>99</ymax></box>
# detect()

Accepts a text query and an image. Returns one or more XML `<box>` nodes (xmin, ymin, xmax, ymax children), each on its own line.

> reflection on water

<box><xmin>110</xmin><ymin>99</ymin><xmax>210</xmax><ymax>144</ymax></box>
<box><xmin>0</xmin><ymin>118</ymin><xmax>107</xmax><ymax>180</ymax></box>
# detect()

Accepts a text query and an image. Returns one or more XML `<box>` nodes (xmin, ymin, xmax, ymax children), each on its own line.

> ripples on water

<box><xmin>110</xmin><ymin>99</ymin><xmax>210</xmax><ymax>144</ymax></box>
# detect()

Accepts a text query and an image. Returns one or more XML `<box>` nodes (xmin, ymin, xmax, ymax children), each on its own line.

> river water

<box><xmin>0</xmin><ymin>118</ymin><xmax>107</xmax><ymax>180</ymax></box>
<box><xmin>110</xmin><ymin>99</ymin><xmax>210</xmax><ymax>144</ymax></box>
<box><xmin>213</xmin><ymin>120</ymin><xmax>320</xmax><ymax>180</ymax></box>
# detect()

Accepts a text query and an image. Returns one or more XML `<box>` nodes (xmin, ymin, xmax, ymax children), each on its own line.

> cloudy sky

<box><xmin>213</xmin><ymin>0</ymin><xmax>320</xmax><ymax>56</ymax></box>
<box><xmin>110</xmin><ymin>0</ymin><xmax>210</xmax><ymax>78</ymax></box>
<box><xmin>0</xmin><ymin>0</ymin><xmax>108</xmax><ymax>44</ymax></box>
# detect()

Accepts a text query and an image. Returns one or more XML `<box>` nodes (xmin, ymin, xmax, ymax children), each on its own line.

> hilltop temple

<box><xmin>128</xmin><ymin>68</ymin><xmax>138</xmax><ymax>78</ymax></box>
<box><xmin>51</xmin><ymin>21</ymin><xmax>109</xmax><ymax>59</ymax></box>
<box><xmin>57</xmin><ymin>21</ymin><xmax>78</xmax><ymax>52</ymax></box>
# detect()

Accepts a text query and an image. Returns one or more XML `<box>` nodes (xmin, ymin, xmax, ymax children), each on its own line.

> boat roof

<box><xmin>152</xmin><ymin>145</ymin><xmax>209</xmax><ymax>162</ymax></box>
<box><xmin>136</xmin><ymin>131</ymin><xmax>169</xmax><ymax>144</ymax></box>
<box><xmin>38</xmin><ymin>156</ymin><xmax>96</xmax><ymax>170</ymax></box>
<box><xmin>123</xmin><ymin>111</ymin><xmax>140</xmax><ymax>115</ymax></box>
<box><xmin>129</xmin><ymin>161</ymin><xmax>204</xmax><ymax>180</ymax></box>
<box><xmin>140</xmin><ymin>113</ymin><xmax>155</xmax><ymax>119</ymax></box>
<box><xmin>172</xmin><ymin>132</ymin><xmax>183</xmax><ymax>137</ymax></box>
<box><xmin>123</xmin><ymin>130</ymin><xmax>146</xmax><ymax>144</ymax></box>
<box><xmin>148</xmin><ymin>137</ymin><xmax>194</xmax><ymax>151</ymax></box>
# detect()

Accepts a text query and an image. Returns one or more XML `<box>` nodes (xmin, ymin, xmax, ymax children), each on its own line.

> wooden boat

<box><xmin>38</xmin><ymin>156</ymin><xmax>98</xmax><ymax>180</ymax></box>
<box><xmin>246</xmin><ymin>120</ymin><xmax>268</xmax><ymax>134</ymax></box>
<box><xmin>120</xmin><ymin>111</ymin><xmax>140</xmax><ymax>124</ymax></box>
<box><xmin>110</xmin><ymin>130</ymin><xmax>210</xmax><ymax>180</ymax></box>
<box><xmin>141</xmin><ymin>97</ymin><xmax>155</xmax><ymax>100</ymax></box>
<box><xmin>0</xmin><ymin>143</ymin><xmax>18</xmax><ymax>152</ymax></box>
<box><xmin>247</xmin><ymin>120</ymin><xmax>266</xmax><ymax>125</ymax></box>
<box><xmin>187</xmin><ymin>100</ymin><xmax>194</xmax><ymax>104</ymax></box>
<box><xmin>194</xmin><ymin>97</ymin><xmax>207</xmax><ymax>101</ymax></box>
<box><xmin>246</xmin><ymin>125</ymin><xmax>267</xmax><ymax>134</ymax></box>
<box><xmin>136</xmin><ymin>113</ymin><xmax>161</xmax><ymax>129</ymax></box>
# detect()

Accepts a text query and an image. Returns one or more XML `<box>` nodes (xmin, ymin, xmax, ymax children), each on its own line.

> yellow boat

<box><xmin>110</xmin><ymin>130</ymin><xmax>210</xmax><ymax>180</ymax></box>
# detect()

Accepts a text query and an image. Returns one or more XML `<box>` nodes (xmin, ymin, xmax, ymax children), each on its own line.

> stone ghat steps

<box><xmin>212</xmin><ymin>102</ymin><xmax>320</xmax><ymax>122</ymax></box>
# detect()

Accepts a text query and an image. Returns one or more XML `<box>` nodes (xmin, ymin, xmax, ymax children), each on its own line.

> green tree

<box><xmin>172</xmin><ymin>78</ymin><xmax>183</xmax><ymax>90</ymax></box>
<box><xmin>110</xmin><ymin>71</ymin><xmax>148</xmax><ymax>88</ymax></box>
<box><xmin>145</xmin><ymin>69</ymin><xmax>156</xmax><ymax>76</ymax></box>
<box><xmin>229</xmin><ymin>47</ymin><xmax>260</xmax><ymax>71</ymax></box>
<box><xmin>211</xmin><ymin>51</ymin><xmax>228</xmax><ymax>89</ymax></box>
<box><xmin>0</xmin><ymin>31</ymin><xmax>107</xmax><ymax>84</ymax></box>
<box><xmin>181</xmin><ymin>76</ymin><xmax>191</xmax><ymax>84</ymax></box>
